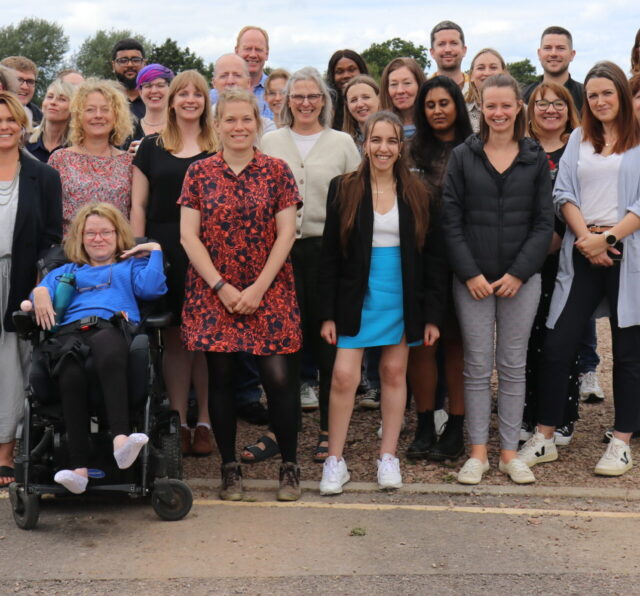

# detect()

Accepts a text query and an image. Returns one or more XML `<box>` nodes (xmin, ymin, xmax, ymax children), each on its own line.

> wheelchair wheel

<box><xmin>160</xmin><ymin>431</ymin><xmax>183</xmax><ymax>480</ymax></box>
<box><xmin>9</xmin><ymin>484</ymin><xmax>40</xmax><ymax>530</ymax></box>
<box><xmin>152</xmin><ymin>479</ymin><xmax>193</xmax><ymax>521</ymax></box>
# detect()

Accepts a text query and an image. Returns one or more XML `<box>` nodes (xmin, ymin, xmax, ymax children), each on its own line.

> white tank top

<box><xmin>372</xmin><ymin>199</ymin><xmax>400</xmax><ymax>247</ymax></box>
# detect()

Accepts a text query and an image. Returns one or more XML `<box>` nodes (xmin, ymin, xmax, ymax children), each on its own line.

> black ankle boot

<box><xmin>406</xmin><ymin>411</ymin><xmax>436</xmax><ymax>459</ymax></box>
<box><xmin>428</xmin><ymin>414</ymin><xmax>465</xmax><ymax>461</ymax></box>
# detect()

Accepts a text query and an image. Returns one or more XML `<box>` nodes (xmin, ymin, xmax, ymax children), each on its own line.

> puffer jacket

<box><xmin>441</xmin><ymin>134</ymin><xmax>553</xmax><ymax>283</ymax></box>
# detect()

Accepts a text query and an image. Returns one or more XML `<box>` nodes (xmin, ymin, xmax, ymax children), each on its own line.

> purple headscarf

<box><xmin>136</xmin><ymin>64</ymin><xmax>175</xmax><ymax>89</ymax></box>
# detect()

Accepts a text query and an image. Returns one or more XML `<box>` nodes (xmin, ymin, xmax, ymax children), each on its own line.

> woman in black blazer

<box><xmin>0</xmin><ymin>91</ymin><xmax>62</xmax><ymax>487</ymax></box>
<box><xmin>317</xmin><ymin>110</ymin><xmax>445</xmax><ymax>495</ymax></box>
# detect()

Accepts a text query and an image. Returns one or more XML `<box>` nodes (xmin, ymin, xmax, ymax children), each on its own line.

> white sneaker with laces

<box><xmin>457</xmin><ymin>457</ymin><xmax>490</xmax><ymax>485</ymax></box>
<box><xmin>517</xmin><ymin>431</ymin><xmax>558</xmax><ymax>467</ymax></box>
<box><xmin>300</xmin><ymin>383</ymin><xmax>319</xmax><ymax>411</ymax></box>
<box><xmin>377</xmin><ymin>453</ymin><xmax>402</xmax><ymax>489</ymax></box>
<box><xmin>594</xmin><ymin>437</ymin><xmax>632</xmax><ymax>476</ymax></box>
<box><xmin>499</xmin><ymin>458</ymin><xmax>536</xmax><ymax>484</ymax></box>
<box><xmin>579</xmin><ymin>371</ymin><xmax>605</xmax><ymax>403</ymax></box>
<box><xmin>319</xmin><ymin>455</ymin><xmax>350</xmax><ymax>495</ymax></box>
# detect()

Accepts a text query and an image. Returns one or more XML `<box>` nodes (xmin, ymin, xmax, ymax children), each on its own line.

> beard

<box><xmin>115</xmin><ymin>71</ymin><xmax>138</xmax><ymax>91</ymax></box>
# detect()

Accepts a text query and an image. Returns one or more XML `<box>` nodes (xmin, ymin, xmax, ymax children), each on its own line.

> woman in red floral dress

<box><xmin>179</xmin><ymin>88</ymin><xmax>302</xmax><ymax>502</ymax></box>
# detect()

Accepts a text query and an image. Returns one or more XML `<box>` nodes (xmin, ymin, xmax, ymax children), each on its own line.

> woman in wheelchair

<box><xmin>24</xmin><ymin>202</ymin><xmax>167</xmax><ymax>494</ymax></box>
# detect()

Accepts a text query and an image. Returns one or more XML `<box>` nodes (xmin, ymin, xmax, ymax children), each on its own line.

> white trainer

<box><xmin>457</xmin><ymin>457</ymin><xmax>490</xmax><ymax>485</ymax></box>
<box><xmin>377</xmin><ymin>453</ymin><xmax>402</xmax><ymax>489</ymax></box>
<box><xmin>300</xmin><ymin>383</ymin><xmax>319</xmax><ymax>411</ymax></box>
<box><xmin>319</xmin><ymin>455</ymin><xmax>350</xmax><ymax>495</ymax></box>
<box><xmin>499</xmin><ymin>458</ymin><xmax>536</xmax><ymax>484</ymax></box>
<box><xmin>517</xmin><ymin>431</ymin><xmax>558</xmax><ymax>467</ymax></box>
<box><xmin>594</xmin><ymin>437</ymin><xmax>632</xmax><ymax>476</ymax></box>
<box><xmin>579</xmin><ymin>371</ymin><xmax>605</xmax><ymax>403</ymax></box>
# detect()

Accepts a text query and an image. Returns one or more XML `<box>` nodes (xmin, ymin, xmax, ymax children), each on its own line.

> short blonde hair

<box><xmin>235</xmin><ymin>26</ymin><xmax>269</xmax><ymax>51</ymax></box>
<box><xmin>0</xmin><ymin>91</ymin><xmax>28</xmax><ymax>131</ymax></box>
<box><xmin>214</xmin><ymin>88</ymin><xmax>262</xmax><ymax>139</ymax></box>
<box><xmin>64</xmin><ymin>202</ymin><xmax>135</xmax><ymax>265</ymax></box>
<box><xmin>29</xmin><ymin>78</ymin><xmax>76</xmax><ymax>145</ymax></box>
<box><xmin>69</xmin><ymin>78</ymin><xmax>133</xmax><ymax>147</ymax></box>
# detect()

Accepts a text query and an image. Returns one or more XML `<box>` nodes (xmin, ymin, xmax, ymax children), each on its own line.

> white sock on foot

<box><xmin>114</xmin><ymin>433</ymin><xmax>149</xmax><ymax>469</ymax></box>
<box><xmin>54</xmin><ymin>470</ymin><xmax>88</xmax><ymax>494</ymax></box>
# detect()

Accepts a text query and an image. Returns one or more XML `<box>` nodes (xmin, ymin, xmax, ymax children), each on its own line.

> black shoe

<box><xmin>428</xmin><ymin>415</ymin><xmax>465</xmax><ymax>461</ymax></box>
<box><xmin>407</xmin><ymin>411</ymin><xmax>436</xmax><ymax>459</ymax></box>
<box><xmin>237</xmin><ymin>401</ymin><xmax>269</xmax><ymax>425</ymax></box>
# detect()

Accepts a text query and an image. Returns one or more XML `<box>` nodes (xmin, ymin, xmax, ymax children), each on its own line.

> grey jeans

<box><xmin>453</xmin><ymin>274</ymin><xmax>541</xmax><ymax>450</ymax></box>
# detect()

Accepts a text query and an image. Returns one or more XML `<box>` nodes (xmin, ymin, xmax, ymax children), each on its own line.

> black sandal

<box><xmin>241</xmin><ymin>434</ymin><xmax>280</xmax><ymax>464</ymax></box>
<box><xmin>0</xmin><ymin>465</ymin><xmax>15</xmax><ymax>488</ymax></box>
<box><xmin>313</xmin><ymin>432</ymin><xmax>329</xmax><ymax>463</ymax></box>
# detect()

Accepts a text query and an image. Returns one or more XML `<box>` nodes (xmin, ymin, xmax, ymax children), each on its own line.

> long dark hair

<box><xmin>336</xmin><ymin>111</ymin><xmax>429</xmax><ymax>251</ymax></box>
<box><xmin>582</xmin><ymin>61</ymin><xmax>640</xmax><ymax>154</ymax></box>
<box><xmin>326</xmin><ymin>49</ymin><xmax>368</xmax><ymax>131</ymax></box>
<box><xmin>631</xmin><ymin>29</ymin><xmax>640</xmax><ymax>75</ymax></box>
<box><xmin>410</xmin><ymin>76</ymin><xmax>472</xmax><ymax>177</ymax></box>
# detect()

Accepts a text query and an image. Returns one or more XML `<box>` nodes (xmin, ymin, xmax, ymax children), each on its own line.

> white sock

<box><xmin>197</xmin><ymin>422</ymin><xmax>211</xmax><ymax>430</ymax></box>
<box><xmin>54</xmin><ymin>470</ymin><xmax>88</xmax><ymax>494</ymax></box>
<box><xmin>114</xmin><ymin>433</ymin><xmax>149</xmax><ymax>469</ymax></box>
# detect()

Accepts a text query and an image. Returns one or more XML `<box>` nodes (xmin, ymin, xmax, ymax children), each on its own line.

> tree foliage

<box><xmin>73</xmin><ymin>29</ymin><xmax>152</xmax><ymax>80</ymax></box>
<box><xmin>506</xmin><ymin>58</ymin><xmax>539</xmax><ymax>88</ymax></box>
<box><xmin>149</xmin><ymin>38</ymin><xmax>213</xmax><ymax>82</ymax></box>
<box><xmin>0</xmin><ymin>18</ymin><xmax>69</xmax><ymax>102</ymax></box>
<box><xmin>361</xmin><ymin>37</ymin><xmax>431</xmax><ymax>81</ymax></box>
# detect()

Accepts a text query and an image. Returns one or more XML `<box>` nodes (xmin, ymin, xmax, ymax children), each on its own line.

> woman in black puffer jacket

<box><xmin>442</xmin><ymin>73</ymin><xmax>553</xmax><ymax>486</ymax></box>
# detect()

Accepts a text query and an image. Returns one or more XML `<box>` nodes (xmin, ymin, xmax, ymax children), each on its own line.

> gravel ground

<box><xmin>184</xmin><ymin>320</ymin><xmax>638</xmax><ymax>489</ymax></box>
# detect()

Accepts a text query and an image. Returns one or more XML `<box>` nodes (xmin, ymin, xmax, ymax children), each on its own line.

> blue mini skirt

<box><xmin>338</xmin><ymin>246</ymin><xmax>419</xmax><ymax>349</ymax></box>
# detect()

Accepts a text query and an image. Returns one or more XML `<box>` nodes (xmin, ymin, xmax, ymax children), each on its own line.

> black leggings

<box><xmin>57</xmin><ymin>327</ymin><xmax>130</xmax><ymax>469</ymax></box>
<box><xmin>206</xmin><ymin>352</ymin><xmax>298</xmax><ymax>464</ymax></box>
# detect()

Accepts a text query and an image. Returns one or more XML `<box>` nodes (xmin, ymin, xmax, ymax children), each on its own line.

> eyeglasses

<box><xmin>17</xmin><ymin>77</ymin><xmax>36</xmax><ymax>88</ymax></box>
<box><xmin>534</xmin><ymin>99</ymin><xmax>567</xmax><ymax>111</ymax></box>
<box><xmin>114</xmin><ymin>57</ymin><xmax>144</xmax><ymax>66</ymax></box>
<box><xmin>77</xmin><ymin>264</ymin><xmax>113</xmax><ymax>293</ymax></box>
<box><xmin>84</xmin><ymin>229</ymin><xmax>116</xmax><ymax>240</ymax></box>
<box><xmin>140</xmin><ymin>81</ymin><xmax>169</xmax><ymax>90</ymax></box>
<box><xmin>289</xmin><ymin>93</ymin><xmax>323</xmax><ymax>104</ymax></box>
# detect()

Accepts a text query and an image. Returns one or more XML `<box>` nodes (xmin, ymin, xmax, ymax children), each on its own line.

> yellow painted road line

<box><xmin>193</xmin><ymin>498</ymin><xmax>640</xmax><ymax>519</ymax></box>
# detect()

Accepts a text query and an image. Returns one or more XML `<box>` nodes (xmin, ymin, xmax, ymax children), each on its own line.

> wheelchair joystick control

<box><xmin>51</xmin><ymin>272</ymin><xmax>76</xmax><ymax>333</ymax></box>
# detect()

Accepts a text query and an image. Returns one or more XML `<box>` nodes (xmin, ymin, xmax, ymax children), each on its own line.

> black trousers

<box><xmin>57</xmin><ymin>327</ymin><xmax>130</xmax><ymax>469</ymax></box>
<box><xmin>537</xmin><ymin>249</ymin><xmax>640</xmax><ymax>432</ymax></box>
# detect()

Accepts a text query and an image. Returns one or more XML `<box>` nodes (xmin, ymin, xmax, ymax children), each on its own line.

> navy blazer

<box><xmin>3</xmin><ymin>151</ymin><xmax>62</xmax><ymax>332</ymax></box>
<box><xmin>318</xmin><ymin>175</ymin><xmax>447</xmax><ymax>344</ymax></box>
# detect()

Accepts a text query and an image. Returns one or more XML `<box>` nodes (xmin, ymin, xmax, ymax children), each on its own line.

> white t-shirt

<box><xmin>290</xmin><ymin>130</ymin><xmax>323</xmax><ymax>160</ymax></box>
<box><xmin>372</xmin><ymin>199</ymin><xmax>400</xmax><ymax>247</ymax></box>
<box><xmin>578</xmin><ymin>141</ymin><xmax>622</xmax><ymax>226</ymax></box>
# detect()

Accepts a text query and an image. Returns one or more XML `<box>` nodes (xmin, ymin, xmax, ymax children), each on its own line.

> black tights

<box><xmin>206</xmin><ymin>352</ymin><xmax>298</xmax><ymax>464</ymax></box>
<box><xmin>57</xmin><ymin>327</ymin><xmax>130</xmax><ymax>469</ymax></box>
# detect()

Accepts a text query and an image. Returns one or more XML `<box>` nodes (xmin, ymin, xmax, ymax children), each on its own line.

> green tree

<box><xmin>0</xmin><ymin>18</ymin><xmax>69</xmax><ymax>102</ymax></box>
<box><xmin>361</xmin><ymin>37</ymin><xmax>431</xmax><ymax>80</ymax></box>
<box><xmin>149</xmin><ymin>38</ymin><xmax>213</xmax><ymax>81</ymax></box>
<box><xmin>73</xmin><ymin>29</ymin><xmax>152</xmax><ymax>80</ymax></box>
<box><xmin>507</xmin><ymin>58</ymin><xmax>539</xmax><ymax>88</ymax></box>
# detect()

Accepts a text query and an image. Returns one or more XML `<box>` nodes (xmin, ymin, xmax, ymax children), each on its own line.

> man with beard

<box><xmin>429</xmin><ymin>21</ymin><xmax>469</xmax><ymax>94</ymax></box>
<box><xmin>523</xmin><ymin>26</ymin><xmax>584</xmax><ymax>112</ymax></box>
<box><xmin>111</xmin><ymin>38</ymin><xmax>147</xmax><ymax>120</ymax></box>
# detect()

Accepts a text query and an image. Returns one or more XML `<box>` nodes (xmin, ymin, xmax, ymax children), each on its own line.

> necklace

<box><xmin>78</xmin><ymin>144</ymin><xmax>115</xmax><ymax>158</ymax></box>
<box><xmin>0</xmin><ymin>162</ymin><xmax>20</xmax><ymax>206</ymax></box>
<box><xmin>142</xmin><ymin>117</ymin><xmax>164</xmax><ymax>127</ymax></box>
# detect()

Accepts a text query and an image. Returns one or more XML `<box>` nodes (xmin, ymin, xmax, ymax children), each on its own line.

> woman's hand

<box><xmin>423</xmin><ymin>324</ymin><xmax>440</xmax><ymax>347</ymax></box>
<box><xmin>32</xmin><ymin>286</ymin><xmax>56</xmax><ymax>330</ymax></box>
<box><xmin>320</xmin><ymin>320</ymin><xmax>337</xmax><ymax>345</ymax></box>
<box><xmin>491</xmin><ymin>273</ymin><xmax>523</xmax><ymax>298</ymax></box>
<box><xmin>217</xmin><ymin>283</ymin><xmax>242</xmax><ymax>314</ymax></box>
<box><xmin>120</xmin><ymin>242</ymin><xmax>162</xmax><ymax>259</ymax></box>
<box><xmin>575</xmin><ymin>233</ymin><xmax>608</xmax><ymax>259</ymax></box>
<box><xmin>233</xmin><ymin>283</ymin><xmax>266</xmax><ymax>315</ymax></box>
<box><xmin>588</xmin><ymin>252</ymin><xmax>615</xmax><ymax>267</ymax></box>
<box><xmin>465</xmin><ymin>274</ymin><xmax>493</xmax><ymax>300</ymax></box>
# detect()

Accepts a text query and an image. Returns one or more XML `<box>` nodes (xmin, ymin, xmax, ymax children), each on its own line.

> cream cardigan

<box><xmin>261</xmin><ymin>127</ymin><xmax>361</xmax><ymax>239</ymax></box>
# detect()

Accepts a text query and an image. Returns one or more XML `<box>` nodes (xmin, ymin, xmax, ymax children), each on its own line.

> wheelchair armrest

<box><xmin>12</xmin><ymin>310</ymin><xmax>38</xmax><ymax>339</ymax></box>
<box><xmin>144</xmin><ymin>312</ymin><xmax>173</xmax><ymax>329</ymax></box>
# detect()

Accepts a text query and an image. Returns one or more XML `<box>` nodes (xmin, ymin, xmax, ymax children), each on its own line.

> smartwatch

<box><xmin>603</xmin><ymin>231</ymin><xmax>618</xmax><ymax>246</ymax></box>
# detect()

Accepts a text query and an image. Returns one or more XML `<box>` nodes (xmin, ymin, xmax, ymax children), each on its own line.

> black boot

<box><xmin>406</xmin><ymin>411</ymin><xmax>436</xmax><ymax>459</ymax></box>
<box><xmin>428</xmin><ymin>414</ymin><xmax>465</xmax><ymax>461</ymax></box>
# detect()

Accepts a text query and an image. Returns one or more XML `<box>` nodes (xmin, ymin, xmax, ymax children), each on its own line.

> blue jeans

<box><xmin>577</xmin><ymin>319</ymin><xmax>600</xmax><ymax>374</ymax></box>
<box><xmin>234</xmin><ymin>353</ymin><xmax>262</xmax><ymax>407</ymax></box>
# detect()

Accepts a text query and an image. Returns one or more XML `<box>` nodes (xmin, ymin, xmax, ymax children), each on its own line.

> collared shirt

<box><xmin>523</xmin><ymin>75</ymin><xmax>584</xmax><ymax>114</ymax></box>
<box><xmin>430</xmin><ymin>71</ymin><xmax>470</xmax><ymax>96</ymax></box>
<box><xmin>25</xmin><ymin>135</ymin><xmax>64</xmax><ymax>163</ymax></box>
<box><xmin>209</xmin><ymin>72</ymin><xmax>273</xmax><ymax>119</ymax></box>
<box><xmin>129</xmin><ymin>95</ymin><xmax>146</xmax><ymax>121</ymax></box>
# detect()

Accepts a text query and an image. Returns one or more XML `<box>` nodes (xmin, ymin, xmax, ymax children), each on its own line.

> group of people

<box><xmin>1</xmin><ymin>20</ymin><xmax>640</xmax><ymax>502</ymax></box>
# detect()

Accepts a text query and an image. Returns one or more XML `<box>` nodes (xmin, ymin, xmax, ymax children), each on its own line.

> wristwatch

<box><xmin>603</xmin><ymin>231</ymin><xmax>618</xmax><ymax>246</ymax></box>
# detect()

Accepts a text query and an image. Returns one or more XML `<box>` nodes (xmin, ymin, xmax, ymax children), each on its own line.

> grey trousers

<box><xmin>452</xmin><ymin>274</ymin><xmax>541</xmax><ymax>450</ymax></box>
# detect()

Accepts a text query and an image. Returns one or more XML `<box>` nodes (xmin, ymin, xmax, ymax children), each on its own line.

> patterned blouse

<box><xmin>48</xmin><ymin>148</ymin><xmax>133</xmax><ymax>232</ymax></box>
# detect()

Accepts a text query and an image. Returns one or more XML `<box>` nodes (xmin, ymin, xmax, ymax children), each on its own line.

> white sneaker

<box><xmin>319</xmin><ymin>455</ymin><xmax>350</xmax><ymax>495</ymax></box>
<box><xmin>579</xmin><ymin>371</ymin><xmax>605</xmax><ymax>403</ymax></box>
<box><xmin>377</xmin><ymin>453</ymin><xmax>402</xmax><ymax>489</ymax></box>
<box><xmin>300</xmin><ymin>383</ymin><xmax>319</xmax><ymax>411</ymax></box>
<box><xmin>434</xmin><ymin>409</ymin><xmax>449</xmax><ymax>437</ymax></box>
<box><xmin>499</xmin><ymin>458</ymin><xmax>536</xmax><ymax>484</ymax></box>
<box><xmin>594</xmin><ymin>437</ymin><xmax>632</xmax><ymax>476</ymax></box>
<box><xmin>377</xmin><ymin>417</ymin><xmax>406</xmax><ymax>439</ymax></box>
<box><xmin>457</xmin><ymin>458</ymin><xmax>490</xmax><ymax>485</ymax></box>
<box><xmin>517</xmin><ymin>431</ymin><xmax>558</xmax><ymax>467</ymax></box>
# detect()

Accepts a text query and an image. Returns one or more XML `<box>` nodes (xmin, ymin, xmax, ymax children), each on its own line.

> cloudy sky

<box><xmin>5</xmin><ymin>1</ymin><xmax>640</xmax><ymax>80</ymax></box>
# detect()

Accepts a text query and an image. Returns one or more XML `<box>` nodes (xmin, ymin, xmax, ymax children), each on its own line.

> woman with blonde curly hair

<box><xmin>49</xmin><ymin>78</ymin><xmax>134</xmax><ymax>232</ymax></box>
